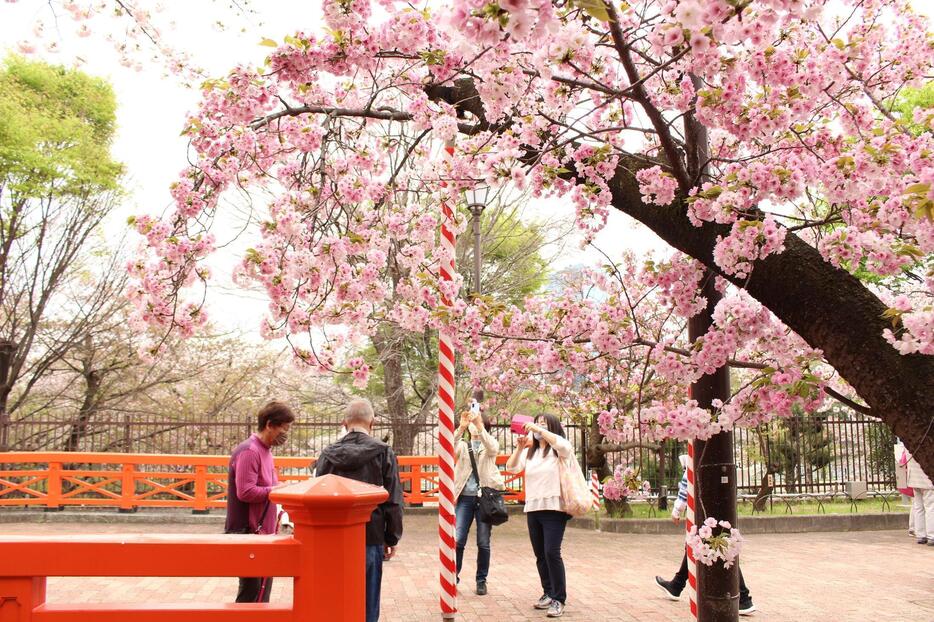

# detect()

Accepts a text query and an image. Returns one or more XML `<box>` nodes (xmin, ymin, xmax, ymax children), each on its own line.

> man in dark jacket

<box><xmin>315</xmin><ymin>398</ymin><xmax>403</xmax><ymax>622</ymax></box>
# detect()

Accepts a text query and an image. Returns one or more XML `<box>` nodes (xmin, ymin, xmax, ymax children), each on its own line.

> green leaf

<box><xmin>572</xmin><ymin>0</ymin><xmax>610</xmax><ymax>22</ymax></box>
<box><xmin>259</xmin><ymin>38</ymin><xmax>278</xmax><ymax>47</ymax></box>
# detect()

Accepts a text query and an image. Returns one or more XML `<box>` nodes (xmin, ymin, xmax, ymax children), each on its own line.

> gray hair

<box><xmin>344</xmin><ymin>398</ymin><xmax>375</xmax><ymax>426</ymax></box>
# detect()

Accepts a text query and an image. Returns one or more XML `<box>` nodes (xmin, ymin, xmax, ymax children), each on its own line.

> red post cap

<box><xmin>271</xmin><ymin>474</ymin><xmax>389</xmax><ymax>527</ymax></box>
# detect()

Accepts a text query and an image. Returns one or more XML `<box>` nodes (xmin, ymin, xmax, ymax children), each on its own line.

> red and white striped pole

<box><xmin>590</xmin><ymin>469</ymin><xmax>601</xmax><ymax>511</ymax></box>
<box><xmin>686</xmin><ymin>442</ymin><xmax>698</xmax><ymax>620</ymax></box>
<box><xmin>436</xmin><ymin>143</ymin><xmax>458</xmax><ymax>619</ymax></box>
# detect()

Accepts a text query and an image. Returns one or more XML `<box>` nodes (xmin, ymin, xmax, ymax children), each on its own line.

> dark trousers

<box><xmin>455</xmin><ymin>494</ymin><xmax>492</xmax><ymax>583</ymax></box>
<box><xmin>672</xmin><ymin>551</ymin><xmax>750</xmax><ymax>600</ymax></box>
<box><xmin>527</xmin><ymin>510</ymin><xmax>570</xmax><ymax>604</ymax></box>
<box><xmin>236</xmin><ymin>577</ymin><xmax>273</xmax><ymax>603</ymax></box>
<box><xmin>366</xmin><ymin>544</ymin><xmax>384</xmax><ymax>622</ymax></box>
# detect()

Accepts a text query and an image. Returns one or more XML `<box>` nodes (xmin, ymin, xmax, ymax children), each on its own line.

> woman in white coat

<box><xmin>452</xmin><ymin>408</ymin><xmax>505</xmax><ymax>595</ymax></box>
<box><xmin>905</xmin><ymin>448</ymin><xmax>934</xmax><ymax>545</ymax></box>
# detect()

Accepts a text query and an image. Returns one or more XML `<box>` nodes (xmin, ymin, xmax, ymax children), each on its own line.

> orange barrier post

<box><xmin>275</xmin><ymin>475</ymin><xmax>388</xmax><ymax>621</ymax></box>
<box><xmin>0</xmin><ymin>474</ymin><xmax>387</xmax><ymax>622</ymax></box>
<box><xmin>193</xmin><ymin>464</ymin><xmax>209</xmax><ymax>514</ymax></box>
<box><xmin>45</xmin><ymin>461</ymin><xmax>61</xmax><ymax>512</ymax></box>
<box><xmin>119</xmin><ymin>463</ymin><xmax>136</xmax><ymax>513</ymax></box>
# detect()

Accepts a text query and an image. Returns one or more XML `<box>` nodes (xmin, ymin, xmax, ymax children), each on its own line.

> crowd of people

<box><xmin>223</xmin><ymin>398</ymin><xmax>930</xmax><ymax>620</ymax></box>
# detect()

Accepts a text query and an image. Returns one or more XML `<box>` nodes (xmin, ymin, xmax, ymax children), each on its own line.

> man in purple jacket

<box><xmin>225</xmin><ymin>400</ymin><xmax>296</xmax><ymax>603</ymax></box>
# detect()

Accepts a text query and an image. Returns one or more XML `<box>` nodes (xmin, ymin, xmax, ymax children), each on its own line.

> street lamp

<box><xmin>464</xmin><ymin>185</ymin><xmax>490</xmax><ymax>296</ymax></box>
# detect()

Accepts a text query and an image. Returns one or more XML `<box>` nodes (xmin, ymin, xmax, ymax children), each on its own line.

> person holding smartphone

<box><xmin>506</xmin><ymin>413</ymin><xmax>573</xmax><ymax>618</ymax></box>
<box><xmin>451</xmin><ymin>392</ymin><xmax>505</xmax><ymax>596</ymax></box>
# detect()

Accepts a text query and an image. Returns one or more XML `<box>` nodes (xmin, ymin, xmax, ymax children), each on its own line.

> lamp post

<box><xmin>464</xmin><ymin>185</ymin><xmax>490</xmax><ymax>296</ymax></box>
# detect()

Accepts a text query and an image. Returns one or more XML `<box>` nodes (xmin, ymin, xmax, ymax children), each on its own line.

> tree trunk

<box><xmin>63</xmin><ymin>369</ymin><xmax>102</xmax><ymax>452</ymax></box>
<box><xmin>0</xmin><ymin>340</ymin><xmax>14</xmax><ymax>452</ymax></box>
<box><xmin>0</xmin><ymin>388</ymin><xmax>10</xmax><ymax>452</ymax></box>
<box><xmin>752</xmin><ymin>473</ymin><xmax>773</xmax><ymax>512</ymax></box>
<box><xmin>604</xmin><ymin>155</ymin><xmax>934</xmax><ymax>479</ymax></box>
<box><xmin>372</xmin><ymin>326</ymin><xmax>415</xmax><ymax>456</ymax></box>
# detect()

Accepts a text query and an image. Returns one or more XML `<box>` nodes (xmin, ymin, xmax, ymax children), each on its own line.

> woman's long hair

<box><xmin>527</xmin><ymin>413</ymin><xmax>565</xmax><ymax>460</ymax></box>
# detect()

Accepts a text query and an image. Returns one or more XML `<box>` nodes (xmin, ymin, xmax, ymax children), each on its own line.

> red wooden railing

<box><xmin>0</xmin><ymin>476</ymin><xmax>386</xmax><ymax>622</ymax></box>
<box><xmin>0</xmin><ymin>452</ymin><xmax>524</xmax><ymax>511</ymax></box>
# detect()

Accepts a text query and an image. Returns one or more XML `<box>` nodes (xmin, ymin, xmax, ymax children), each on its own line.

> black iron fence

<box><xmin>3</xmin><ymin>414</ymin><xmax>895</xmax><ymax>495</ymax></box>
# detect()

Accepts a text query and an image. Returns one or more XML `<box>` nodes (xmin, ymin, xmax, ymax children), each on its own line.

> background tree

<box><xmin>349</xmin><ymin>197</ymin><xmax>564</xmax><ymax>453</ymax></box>
<box><xmin>758</xmin><ymin>408</ymin><xmax>834</xmax><ymax>497</ymax></box>
<box><xmin>0</xmin><ymin>55</ymin><xmax>123</xmax><ymax>449</ymax></box>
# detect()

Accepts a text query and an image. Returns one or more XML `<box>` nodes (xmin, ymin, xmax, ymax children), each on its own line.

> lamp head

<box><xmin>464</xmin><ymin>184</ymin><xmax>491</xmax><ymax>210</ymax></box>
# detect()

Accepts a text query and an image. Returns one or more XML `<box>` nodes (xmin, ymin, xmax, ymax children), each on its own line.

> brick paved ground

<box><xmin>2</xmin><ymin>515</ymin><xmax>931</xmax><ymax>621</ymax></box>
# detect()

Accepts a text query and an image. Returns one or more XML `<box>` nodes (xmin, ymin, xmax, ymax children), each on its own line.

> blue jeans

<box><xmin>527</xmin><ymin>510</ymin><xmax>570</xmax><ymax>604</ymax></box>
<box><xmin>366</xmin><ymin>545</ymin><xmax>384</xmax><ymax>622</ymax></box>
<box><xmin>455</xmin><ymin>494</ymin><xmax>492</xmax><ymax>583</ymax></box>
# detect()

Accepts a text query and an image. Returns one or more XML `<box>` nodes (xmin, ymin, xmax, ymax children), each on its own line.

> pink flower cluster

<box><xmin>601</xmin><ymin>465</ymin><xmax>651</xmax><ymax>501</ymax></box>
<box><xmin>636</xmin><ymin>166</ymin><xmax>678</xmax><ymax>207</ymax></box>
<box><xmin>686</xmin><ymin>517</ymin><xmax>744</xmax><ymax>569</ymax></box>
<box><xmin>713</xmin><ymin>217</ymin><xmax>787</xmax><ymax>279</ymax></box>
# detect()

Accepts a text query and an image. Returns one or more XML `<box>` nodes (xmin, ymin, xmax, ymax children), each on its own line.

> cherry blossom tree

<box><xmin>16</xmin><ymin>0</ymin><xmax>932</xmax><ymax>473</ymax></box>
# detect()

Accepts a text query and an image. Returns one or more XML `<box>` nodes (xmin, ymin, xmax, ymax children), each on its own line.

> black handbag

<box><xmin>468</xmin><ymin>443</ymin><xmax>509</xmax><ymax>526</ymax></box>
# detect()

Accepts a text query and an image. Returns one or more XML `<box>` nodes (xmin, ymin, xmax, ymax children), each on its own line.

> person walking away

<box><xmin>894</xmin><ymin>438</ymin><xmax>915</xmax><ymax>536</ymax></box>
<box><xmin>452</xmin><ymin>403</ymin><xmax>505</xmax><ymax>595</ymax></box>
<box><xmin>505</xmin><ymin>413</ymin><xmax>573</xmax><ymax>618</ymax></box>
<box><xmin>654</xmin><ymin>454</ymin><xmax>756</xmax><ymax>615</ymax></box>
<box><xmin>225</xmin><ymin>400</ymin><xmax>296</xmax><ymax>603</ymax></box>
<box><xmin>905</xmin><ymin>447</ymin><xmax>934</xmax><ymax>546</ymax></box>
<box><xmin>315</xmin><ymin>398</ymin><xmax>404</xmax><ymax>622</ymax></box>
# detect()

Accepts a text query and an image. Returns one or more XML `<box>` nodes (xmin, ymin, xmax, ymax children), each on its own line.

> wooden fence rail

<box><xmin>0</xmin><ymin>452</ymin><xmax>524</xmax><ymax>511</ymax></box>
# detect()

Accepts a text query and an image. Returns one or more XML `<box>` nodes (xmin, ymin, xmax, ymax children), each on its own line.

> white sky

<box><xmin>1</xmin><ymin>1</ymin><xmax>930</xmax><ymax>341</ymax></box>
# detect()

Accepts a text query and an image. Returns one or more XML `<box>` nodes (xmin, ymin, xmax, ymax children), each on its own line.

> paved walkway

<box><xmin>2</xmin><ymin>515</ymin><xmax>931</xmax><ymax>621</ymax></box>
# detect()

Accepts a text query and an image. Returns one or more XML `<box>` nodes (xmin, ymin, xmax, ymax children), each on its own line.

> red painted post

<box><xmin>192</xmin><ymin>464</ymin><xmax>209</xmax><ymax>514</ymax></box>
<box><xmin>272</xmin><ymin>474</ymin><xmax>389</xmax><ymax>622</ymax></box>
<box><xmin>0</xmin><ymin>576</ymin><xmax>45</xmax><ymax>621</ymax></box>
<box><xmin>119</xmin><ymin>463</ymin><xmax>137</xmax><ymax>513</ymax></box>
<box><xmin>45</xmin><ymin>462</ymin><xmax>62</xmax><ymax>512</ymax></box>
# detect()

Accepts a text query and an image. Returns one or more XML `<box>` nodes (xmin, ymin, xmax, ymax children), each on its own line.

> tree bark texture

<box><xmin>63</xmin><ymin>369</ymin><xmax>101</xmax><ymax>453</ymax></box>
<box><xmin>691</xmin><ymin>273</ymin><xmax>739</xmax><ymax>622</ymax></box>
<box><xmin>373</xmin><ymin>325</ymin><xmax>416</xmax><ymax>455</ymax></box>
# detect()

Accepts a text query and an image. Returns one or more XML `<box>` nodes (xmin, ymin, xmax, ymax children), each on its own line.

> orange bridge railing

<box><xmin>0</xmin><ymin>475</ymin><xmax>386</xmax><ymax>622</ymax></box>
<box><xmin>0</xmin><ymin>452</ymin><xmax>524</xmax><ymax>512</ymax></box>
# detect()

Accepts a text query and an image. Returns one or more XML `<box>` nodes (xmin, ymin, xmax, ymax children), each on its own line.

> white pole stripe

<box><xmin>437</xmin><ymin>143</ymin><xmax>457</xmax><ymax>619</ymax></box>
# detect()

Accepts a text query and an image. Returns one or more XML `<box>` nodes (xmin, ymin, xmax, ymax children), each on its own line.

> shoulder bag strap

<box><xmin>467</xmin><ymin>440</ymin><xmax>481</xmax><ymax>485</ymax></box>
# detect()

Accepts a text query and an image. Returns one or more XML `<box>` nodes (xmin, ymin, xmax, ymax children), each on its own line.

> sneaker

<box><xmin>534</xmin><ymin>595</ymin><xmax>553</xmax><ymax>610</ymax></box>
<box><xmin>547</xmin><ymin>600</ymin><xmax>565</xmax><ymax>618</ymax></box>
<box><xmin>917</xmin><ymin>537</ymin><xmax>929</xmax><ymax>544</ymax></box>
<box><xmin>909</xmin><ymin>530</ymin><xmax>915</xmax><ymax>537</ymax></box>
<box><xmin>476</xmin><ymin>581</ymin><xmax>487</xmax><ymax>596</ymax></box>
<box><xmin>739</xmin><ymin>597</ymin><xmax>756</xmax><ymax>616</ymax></box>
<box><xmin>654</xmin><ymin>576</ymin><xmax>682</xmax><ymax>601</ymax></box>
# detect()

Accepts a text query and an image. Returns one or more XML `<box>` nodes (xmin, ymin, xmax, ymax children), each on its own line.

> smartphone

<box><xmin>470</xmin><ymin>400</ymin><xmax>480</xmax><ymax>415</ymax></box>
